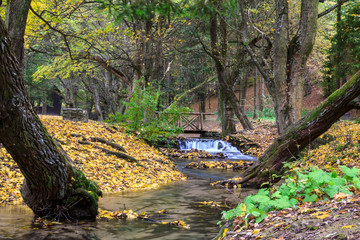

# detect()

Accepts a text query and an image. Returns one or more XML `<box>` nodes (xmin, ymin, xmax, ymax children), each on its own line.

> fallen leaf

<box><xmin>310</xmin><ymin>211</ymin><xmax>331</xmax><ymax>219</ymax></box>
<box><xmin>222</xmin><ymin>228</ymin><xmax>228</xmax><ymax>238</ymax></box>
<box><xmin>342</xmin><ymin>225</ymin><xmax>356</xmax><ymax>229</ymax></box>
<box><xmin>333</xmin><ymin>192</ymin><xmax>351</xmax><ymax>200</ymax></box>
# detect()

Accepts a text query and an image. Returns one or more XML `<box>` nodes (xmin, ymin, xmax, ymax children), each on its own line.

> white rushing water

<box><xmin>178</xmin><ymin>139</ymin><xmax>257</xmax><ymax>161</ymax></box>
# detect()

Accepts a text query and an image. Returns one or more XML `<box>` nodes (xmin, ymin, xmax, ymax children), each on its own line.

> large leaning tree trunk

<box><xmin>0</xmin><ymin>18</ymin><xmax>101</xmax><ymax>220</ymax></box>
<box><xmin>229</xmin><ymin>70</ymin><xmax>360</xmax><ymax>187</ymax></box>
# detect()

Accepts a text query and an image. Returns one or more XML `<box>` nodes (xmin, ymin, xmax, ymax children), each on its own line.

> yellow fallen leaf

<box><xmin>342</xmin><ymin>225</ymin><xmax>356</xmax><ymax>229</ymax></box>
<box><xmin>253</xmin><ymin>229</ymin><xmax>261</xmax><ymax>234</ymax></box>
<box><xmin>310</xmin><ymin>211</ymin><xmax>331</xmax><ymax>219</ymax></box>
<box><xmin>241</xmin><ymin>204</ymin><xmax>247</xmax><ymax>212</ymax></box>
<box><xmin>222</xmin><ymin>228</ymin><xmax>228</xmax><ymax>238</ymax></box>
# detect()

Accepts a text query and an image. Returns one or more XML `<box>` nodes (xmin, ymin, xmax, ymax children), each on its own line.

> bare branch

<box><xmin>168</xmin><ymin>75</ymin><xmax>217</xmax><ymax>108</ymax></box>
<box><xmin>239</xmin><ymin>0</ymin><xmax>274</xmax><ymax>83</ymax></box>
<box><xmin>194</xmin><ymin>31</ymin><xmax>218</xmax><ymax>62</ymax></box>
<box><xmin>318</xmin><ymin>0</ymin><xmax>350</xmax><ymax>18</ymax></box>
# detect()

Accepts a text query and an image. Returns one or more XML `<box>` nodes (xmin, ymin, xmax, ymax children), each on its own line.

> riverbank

<box><xmin>217</xmin><ymin>120</ymin><xmax>360</xmax><ymax>240</ymax></box>
<box><xmin>0</xmin><ymin>115</ymin><xmax>185</xmax><ymax>206</ymax></box>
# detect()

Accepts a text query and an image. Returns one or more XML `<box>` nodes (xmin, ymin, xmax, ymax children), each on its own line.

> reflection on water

<box><xmin>0</xmin><ymin>159</ymin><xmax>256</xmax><ymax>239</ymax></box>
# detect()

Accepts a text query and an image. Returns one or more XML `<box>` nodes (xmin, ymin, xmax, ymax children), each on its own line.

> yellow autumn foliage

<box><xmin>0</xmin><ymin>116</ymin><xmax>185</xmax><ymax>206</ymax></box>
<box><xmin>298</xmin><ymin>121</ymin><xmax>360</xmax><ymax>172</ymax></box>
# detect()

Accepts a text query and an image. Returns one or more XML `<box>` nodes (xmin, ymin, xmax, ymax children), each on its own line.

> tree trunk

<box><xmin>336</xmin><ymin>0</ymin><xmax>342</xmax><ymax>89</ymax></box>
<box><xmin>219</xmin><ymin>83</ymin><xmax>236</xmax><ymax>135</ymax></box>
<box><xmin>209</xmin><ymin>3</ymin><xmax>236</xmax><ymax>135</ymax></box>
<box><xmin>209</xmin><ymin>1</ymin><xmax>253</xmax><ymax>132</ymax></box>
<box><xmin>239</xmin><ymin>67</ymin><xmax>249</xmax><ymax>112</ymax></box>
<box><xmin>87</xmin><ymin>78</ymin><xmax>104</xmax><ymax>121</ymax></box>
<box><xmin>0</xmin><ymin>17</ymin><xmax>101</xmax><ymax>220</ymax></box>
<box><xmin>258</xmin><ymin>74</ymin><xmax>264</xmax><ymax>117</ymax></box>
<box><xmin>42</xmin><ymin>102</ymin><xmax>47</xmax><ymax>115</ymax></box>
<box><xmin>272</xmin><ymin>0</ymin><xmax>291</xmax><ymax>133</ymax></box>
<box><xmin>271</xmin><ymin>0</ymin><xmax>319</xmax><ymax>133</ymax></box>
<box><xmin>5</xmin><ymin>0</ymin><xmax>31</xmax><ymax>72</ymax></box>
<box><xmin>241</xmin><ymin>0</ymin><xmax>319</xmax><ymax>134</ymax></box>
<box><xmin>238</xmin><ymin>70</ymin><xmax>360</xmax><ymax>187</ymax></box>
<box><xmin>253</xmin><ymin>69</ymin><xmax>258</xmax><ymax>119</ymax></box>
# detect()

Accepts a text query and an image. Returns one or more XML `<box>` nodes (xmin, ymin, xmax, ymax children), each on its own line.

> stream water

<box><xmin>0</xmin><ymin>140</ymin><xmax>256</xmax><ymax>240</ymax></box>
<box><xmin>178</xmin><ymin>139</ymin><xmax>257</xmax><ymax>161</ymax></box>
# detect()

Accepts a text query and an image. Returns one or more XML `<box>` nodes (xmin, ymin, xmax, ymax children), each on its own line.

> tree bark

<box><xmin>271</xmin><ymin>0</ymin><xmax>319</xmax><ymax>133</ymax></box>
<box><xmin>86</xmin><ymin>77</ymin><xmax>103</xmax><ymax>121</ymax></box>
<box><xmin>5</xmin><ymin>0</ymin><xmax>31</xmax><ymax>72</ymax></box>
<box><xmin>238</xmin><ymin>70</ymin><xmax>360</xmax><ymax>187</ymax></box>
<box><xmin>209</xmin><ymin>1</ymin><xmax>253</xmax><ymax>133</ymax></box>
<box><xmin>0</xmin><ymin>17</ymin><xmax>101</xmax><ymax>220</ymax></box>
<box><xmin>239</xmin><ymin>67</ymin><xmax>249</xmax><ymax>112</ymax></box>
<box><xmin>272</xmin><ymin>0</ymin><xmax>291</xmax><ymax>133</ymax></box>
<box><xmin>239</xmin><ymin>0</ymin><xmax>319</xmax><ymax>134</ymax></box>
<box><xmin>253</xmin><ymin>71</ymin><xmax>257</xmax><ymax>119</ymax></box>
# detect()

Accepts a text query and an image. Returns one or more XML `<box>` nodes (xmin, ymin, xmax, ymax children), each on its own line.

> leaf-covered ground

<box><xmin>0</xmin><ymin>115</ymin><xmax>185</xmax><ymax>206</ymax></box>
<box><xmin>221</xmin><ymin>193</ymin><xmax>360</xmax><ymax>239</ymax></box>
<box><xmin>185</xmin><ymin>160</ymin><xmax>253</xmax><ymax>170</ymax></box>
<box><xmin>234</xmin><ymin>120</ymin><xmax>278</xmax><ymax>158</ymax></box>
<box><xmin>219</xmin><ymin>120</ymin><xmax>360</xmax><ymax>240</ymax></box>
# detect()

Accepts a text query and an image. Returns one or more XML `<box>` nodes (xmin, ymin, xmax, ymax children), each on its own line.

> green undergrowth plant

<box><xmin>221</xmin><ymin>166</ymin><xmax>360</xmax><ymax>225</ymax></box>
<box><xmin>107</xmin><ymin>80</ymin><xmax>190</xmax><ymax>144</ymax></box>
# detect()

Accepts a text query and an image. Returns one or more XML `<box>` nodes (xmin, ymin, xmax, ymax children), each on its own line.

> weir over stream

<box><xmin>177</xmin><ymin>138</ymin><xmax>257</xmax><ymax>161</ymax></box>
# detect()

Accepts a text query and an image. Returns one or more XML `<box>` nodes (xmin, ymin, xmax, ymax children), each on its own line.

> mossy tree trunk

<box><xmin>0</xmin><ymin>17</ymin><xmax>101</xmax><ymax>220</ymax></box>
<box><xmin>239</xmin><ymin>70</ymin><xmax>360</xmax><ymax>187</ymax></box>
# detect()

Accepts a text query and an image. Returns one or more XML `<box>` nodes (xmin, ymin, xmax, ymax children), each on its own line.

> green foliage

<box><xmin>97</xmin><ymin>0</ymin><xmax>181</xmax><ymax>21</ymax></box>
<box><xmin>108</xmin><ymin>80</ymin><xmax>190</xmax><ymax>143</ymax></box>
<box><xmin>246</xmin><ymin>107</ymin><xmax>276</xmax><ymax>122</ymax></box>
<box><xmin>221</xmin><ymin>166</ymin><xmax>360</xmax><ymax>224</ymax></box>
<box><xmin>322</xmin><ymin>1</ymin><xmax>360</xmax><ymax>97</ymax></box>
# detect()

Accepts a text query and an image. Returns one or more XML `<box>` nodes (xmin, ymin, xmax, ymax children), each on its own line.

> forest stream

<box><xmin>0</xmin><ymin>141</ymin><xmax>256</xmax><ymax>240</ymax></box>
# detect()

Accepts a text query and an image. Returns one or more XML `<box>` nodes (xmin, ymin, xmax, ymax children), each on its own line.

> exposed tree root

<box><xmin>68</xmin><ymin>133</ymin><xmax>136</xmax><ymax>163</ymax></box>
<box><xmin>79</xmin><ymin>140</ymin><xmax>138</xmax><ymax>163</ymax></box>
<box><xmin>89</xmin><ymin>137</ymin><xmax>126</xmax><ymax>152</ymax></box>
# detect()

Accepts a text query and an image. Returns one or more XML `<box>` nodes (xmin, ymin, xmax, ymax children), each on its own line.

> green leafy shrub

<box><xmin>221</xmin><ymin>166</ymin><xmax>360</xmax><ymax>224</ymax></box>
<box><xmin>107</xmin><ymin>80</ymin><xmax>190</xmax><ymax>143</ymax></box>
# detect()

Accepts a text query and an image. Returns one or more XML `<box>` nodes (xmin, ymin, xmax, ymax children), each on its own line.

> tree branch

<box><xmin>168</xmin><ymin>75</ymin><xmax>217</xmax><ymax>108</ymax></box>
<box><xmin>194</xmin><ymin>31</ymin><xmax>218</xmax><ymax>62</ymax></box>
<box><xmin>29</xmin><ymin>5</ymin><xmax>131</xmax><ymax>86</ymax></box>
<box><xmin>318</xmin><ymin>0</ymin><xmax>349</xmax><ymax>18</ymax></box>
<box><xmin>239</xmin><ymin>0</ymin><xmax>275</xmax><ymax>90</ymax></box>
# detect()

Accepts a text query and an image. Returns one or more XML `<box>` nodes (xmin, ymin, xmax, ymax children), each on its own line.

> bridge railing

<box><xmin>178</xmin><ymin>112</ymin><xmax>215</xmax><ymax>132</ymax></box>
<box><xmin>156</xmin><ymin>112</ymin><xmax>214</xmax><ymax>132</ymax></box>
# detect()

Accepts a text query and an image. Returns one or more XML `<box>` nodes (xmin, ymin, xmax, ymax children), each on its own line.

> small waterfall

<box><xmin>178</xmin><ymin>139</ymin><xmax>257</xmax><ymax>161</ymax></box>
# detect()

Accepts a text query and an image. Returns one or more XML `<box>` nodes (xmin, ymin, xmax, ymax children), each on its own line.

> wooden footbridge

<box><xmin>176</xmin><ymin>112</ymin><xmax>215</xmax><ymax>135</ymax></box>
<box><xmin>156</xmin><ymin>112</ymin><xmax>215</xmax><ymax>135</ymax></box>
